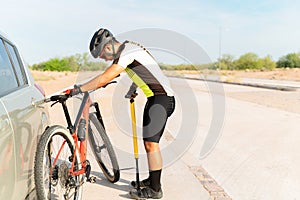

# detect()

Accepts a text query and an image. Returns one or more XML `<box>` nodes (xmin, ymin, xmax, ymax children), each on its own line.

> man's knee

<box><xmin>144</xmin><ymin>141</ymin><xmax>160</xmax><ymax>153</ymax></box>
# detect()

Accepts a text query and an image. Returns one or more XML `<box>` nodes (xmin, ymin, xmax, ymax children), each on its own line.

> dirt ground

<box><xmin>220</xmin><ymin>68</ymin><xmax>300</xmax><ymax>82</ymax></box>
<box><xmin>31</xmin><ymin>70</ymin><xmax>97</xmax><ymax>95</ymax></box>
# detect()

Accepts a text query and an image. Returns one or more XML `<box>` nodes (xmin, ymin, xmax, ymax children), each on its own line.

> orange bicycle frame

<box><xmin>51</xmin><ymin>92</ymin><xmax>92</xmax><ymax>177</ymax></box>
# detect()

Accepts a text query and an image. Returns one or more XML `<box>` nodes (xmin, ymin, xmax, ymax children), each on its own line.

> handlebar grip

<box><xmin>50</xmin><ymin>94</ymin><xmax>69</xmax><ymax>102</ymax></box>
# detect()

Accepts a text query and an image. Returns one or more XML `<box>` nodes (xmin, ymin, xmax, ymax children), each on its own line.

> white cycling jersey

<box><xmin>113</xmin><ymin>41</ymin><xmax>174</xmax><ymax>98</ymax></box>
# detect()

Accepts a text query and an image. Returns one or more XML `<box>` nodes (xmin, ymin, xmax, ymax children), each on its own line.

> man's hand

<box><xmin>125</xmin><ymin>83</ymin><xmax>138</xmax><ymax>99</ymax></box>
<box><xmin>128</xmin><ymin>92</ymin><xmax>138</xmax><ymax>99</ymax></box>
<box><xmin>64</xmin><ymin>85</ymin><xmax>82</xmax><ymax>96</ymax></box>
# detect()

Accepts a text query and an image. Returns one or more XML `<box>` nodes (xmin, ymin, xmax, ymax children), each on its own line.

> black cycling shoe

<box><xmin>131</xmin><ymin>178</ymin><xmax>151</xmax><ymax>188</ymax></box>
<box><xmin>129</xmin><ymin>186</ymin><xmax>163</xmax><ymax>199</ymax></box>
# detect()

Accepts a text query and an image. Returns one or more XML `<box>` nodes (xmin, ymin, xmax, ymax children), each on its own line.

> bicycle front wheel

<box><xmin>34</xmin><ymin>125</ymin><xmax>83</xmax><ymax>200</ymax></box>
<box><xmin>88</xmin><ymin>113</ymin><xmax>120</xmax><ymax>183</ymax></box>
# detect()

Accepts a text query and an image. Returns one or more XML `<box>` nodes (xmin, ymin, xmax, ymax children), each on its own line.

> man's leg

<box><xmin>144</xmin><ymin>141</ymin><xmax>162</xmax><ymax>170</ymax></box>
<box><xmin>129</xmin><ymin>96</ymin><xmax>169</xmax><ymax>199</ymax></box>
<box><xmin>144</xmin><ymin>141</ymin><xmax>162</xmax><ymax>192</ymax></box>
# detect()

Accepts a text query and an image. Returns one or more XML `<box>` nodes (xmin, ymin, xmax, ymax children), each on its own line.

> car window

<box><xmin>0</xmin><ymin>39</ymin><xmax>18</xmax><ymax>95</ymax></box>
<box><xmin>5</xmin><ymin>42</ymin><xmax>26</xmax><ymax>86</ymax></box>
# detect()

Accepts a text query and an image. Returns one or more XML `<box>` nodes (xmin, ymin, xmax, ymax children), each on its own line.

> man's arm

<box><xmin>80</xmin><ymin>64</ymin><xmax>124</xmax><ymax>92</ymax></box>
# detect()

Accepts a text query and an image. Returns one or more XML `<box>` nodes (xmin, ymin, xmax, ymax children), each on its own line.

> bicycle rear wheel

<box><xmin>34</xmin><ymin>125</ymin><xmax>83</xmax><ymax>200</ymax></box>
<box><xmin>88</xmin><ymin>113</ymin><xmax>120</xmax><ymax>183</ymax></box>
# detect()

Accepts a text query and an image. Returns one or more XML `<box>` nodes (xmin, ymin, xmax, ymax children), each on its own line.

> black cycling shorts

<box><xmin>143</xmin><ymin>95</ymin><xmax>175</xmax><ymax>143</ymax></box>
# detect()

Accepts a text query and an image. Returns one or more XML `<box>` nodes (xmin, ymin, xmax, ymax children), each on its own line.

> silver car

<box><xmin>0</xmin><ymin>31</ymin><xmax>50</xmax><ymax>199</ymax></box>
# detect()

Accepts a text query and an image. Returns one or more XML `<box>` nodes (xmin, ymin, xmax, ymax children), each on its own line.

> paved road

<box><xmin>182</xmin><ymin>78</ymin><xmax>300</xmax><ymax>200</ymax></box>
<box><xmin>48</xmin><ymin>76</ymin><xmax>300</xmax><ymax>199</ymax></box>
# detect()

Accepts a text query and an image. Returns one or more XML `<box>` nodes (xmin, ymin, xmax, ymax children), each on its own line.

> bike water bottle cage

<box><xmin>90</xmin><ymin>28</ymin><xmax>114</xmax><ymax>58</ymax></box>
<box><xmin>77</xmin><ymin>118</ymin><xmax>86</xmax><ymax>141</ymax></box>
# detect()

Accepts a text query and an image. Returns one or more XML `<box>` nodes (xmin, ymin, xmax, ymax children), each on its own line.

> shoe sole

<box><xmin>129</xmin><ymin>191</ymin><xmax>163</xmax><ymax>200</ymax></box>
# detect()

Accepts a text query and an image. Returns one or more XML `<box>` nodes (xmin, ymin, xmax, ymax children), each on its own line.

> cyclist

<box><xmin>70</xmin><ymin>28</ymin><xmax>175</xmax><ymax>199</ymax></box>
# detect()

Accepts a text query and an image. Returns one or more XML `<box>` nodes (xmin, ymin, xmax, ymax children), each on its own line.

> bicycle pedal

<box><xmin>87</xmin><ymin>176</ymin><xmax>96</xmax><ymax>183</ymax></box>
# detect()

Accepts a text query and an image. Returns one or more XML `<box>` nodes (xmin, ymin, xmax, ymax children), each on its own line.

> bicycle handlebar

<box><xmin>45</xmin><ymin>81</ymin><xmax>117</xmax><ymax>104</ymax></box>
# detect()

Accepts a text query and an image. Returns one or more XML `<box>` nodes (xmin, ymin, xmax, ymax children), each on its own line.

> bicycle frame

<box><xmin>51</xmin><ymin>92</ymin><xmax>104</xmax><ymax>178</ymax></box>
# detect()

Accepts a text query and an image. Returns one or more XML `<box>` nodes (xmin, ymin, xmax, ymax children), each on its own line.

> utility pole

<box><xmin>219</xmin><ymin>26</ymin><xmax>222</xmax><ymax>69</ymax></box>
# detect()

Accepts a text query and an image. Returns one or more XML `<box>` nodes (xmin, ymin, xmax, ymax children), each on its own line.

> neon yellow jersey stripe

<box><xmin>125</xmin><ymin>68</ymin><xmax>154</xmax><ymax>97</ymax></box>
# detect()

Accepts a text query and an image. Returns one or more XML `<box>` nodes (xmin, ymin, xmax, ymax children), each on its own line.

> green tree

<box><xmin>65</xmin><ymin>55</ymin><xmax>80</xmax><ymax>71</ymax></box>
<box><xmin>234</xmin><ymin>52</ymin><xmax>259</xmax><ymax>70</ymax></box>
<box><xmin>31</xmin><ymin>58</ymin><xmax>70</xmax><ymax>71</ymax></box>
<box><xmin>217</xmin><ymin>54</ymin><xmax>235</xmax><ymax>70</ymax></box>
<box><xmin>30</xmin><ymin>53</ymin><xmax>108</xmax><ymax>71</ymax></box>
<box><xmin>277</xmin><ymin>53</ymin><xmax>300</xmax><ymax>68</ymax></box>
<box><xmin>257</xmin><ymin>55</ymin><xmax>276</xmax><ymax>70</ymax></box>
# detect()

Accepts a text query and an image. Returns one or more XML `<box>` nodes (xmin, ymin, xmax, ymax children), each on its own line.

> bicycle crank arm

<box><xmin>85</xmin><ymin>162</ymin><xmax>97</xmax><ymax>183</ymax></box>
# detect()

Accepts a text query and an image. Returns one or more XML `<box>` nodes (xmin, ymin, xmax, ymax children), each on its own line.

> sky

<box><xmin>1</xmin><ymin>0</ymin><xmax>300</xmax><ymax>65</ymax></box>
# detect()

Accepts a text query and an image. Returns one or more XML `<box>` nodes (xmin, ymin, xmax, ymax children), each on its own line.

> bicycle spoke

<box><xmin>35</xmin><ymin>126</ymin><xmax>82</xmax><ymax>200</ymax></box>
<box><xmin>88</xmin><ymin>113</ymin><xmax>120</xmax><ymax>183</ymax></box>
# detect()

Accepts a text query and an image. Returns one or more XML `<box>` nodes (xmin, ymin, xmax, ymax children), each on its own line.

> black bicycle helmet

<box><xmin>89</xmin><ymin>28</ymin><xmax>114</xmax><ymax>58</ymax></box>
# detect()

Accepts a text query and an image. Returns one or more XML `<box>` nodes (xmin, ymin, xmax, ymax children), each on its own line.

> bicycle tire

<box><xmin>88</xmin><ymin>113</ymin><xmax>120</xmax><ymax>183</ymax></box>
<box><xmin>34</xmin><ymin>125</ymin><xmax>83</xmax><ymax>200</ymax></box>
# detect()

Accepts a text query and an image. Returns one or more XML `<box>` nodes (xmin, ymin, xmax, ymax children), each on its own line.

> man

<box><xmin>71</xmin><ymin>28</ymin><xmax>175</xmax><ymax>199</ymax></box>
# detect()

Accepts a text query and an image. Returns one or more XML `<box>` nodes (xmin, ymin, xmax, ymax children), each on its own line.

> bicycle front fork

<box><xmin>90</xmin><ymin>102</ymin><xmax>105</xmax><ymax>130</ymax></box>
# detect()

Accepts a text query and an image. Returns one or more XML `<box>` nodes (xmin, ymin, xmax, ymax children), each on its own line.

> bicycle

<box><xmin>34</xmin><ymin>81</ymin><xmax>120</xmax><ymax>200</ymax></box>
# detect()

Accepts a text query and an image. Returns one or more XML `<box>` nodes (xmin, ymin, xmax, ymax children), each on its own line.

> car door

<box><xmin>0</xmin><ymin>39</ymin><xmax>18</xmax><ymax>199</ymax></box>
<box><xmin>0</xmin><ymin>37</ymin><xmax>48</xmax><ymax>199</ymax></box>
<box><xmin>0</xmin><ymin>101</ymin><xmax>16</xmax><ymax>199</ymax></box>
